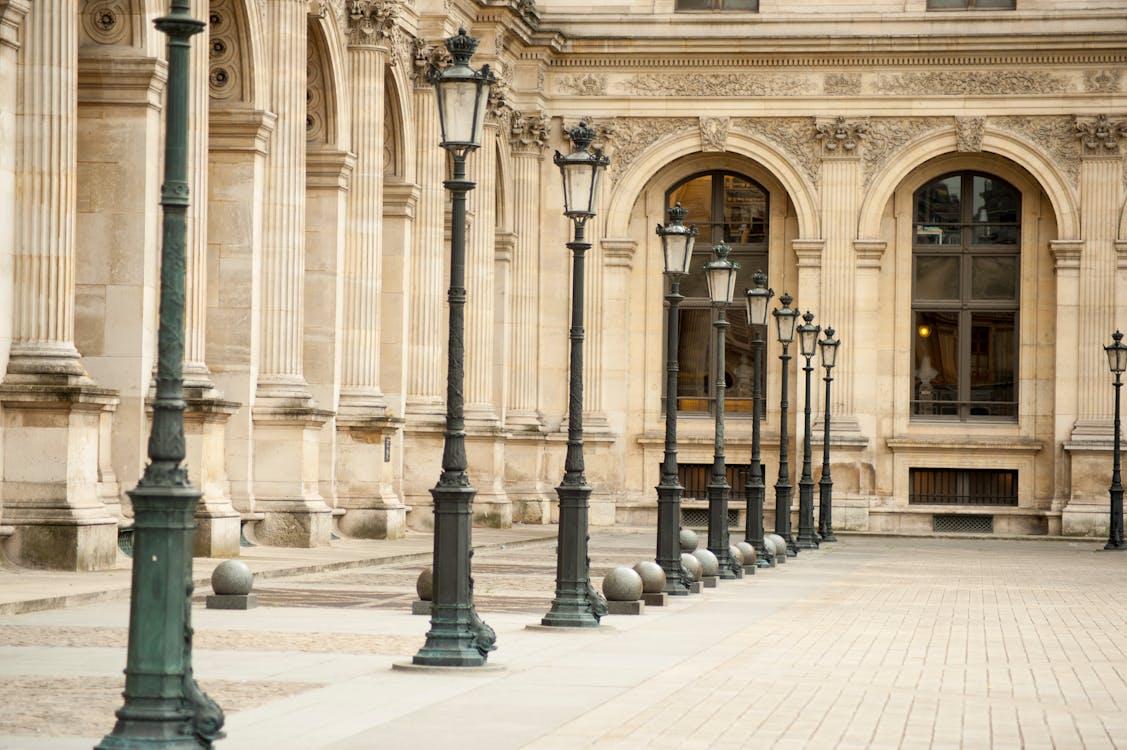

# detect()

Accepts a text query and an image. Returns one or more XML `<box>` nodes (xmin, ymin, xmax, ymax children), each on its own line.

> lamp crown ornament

<box><xmin>667</xmin><ymin>201</ymin><xmax>689</xmax><ymax>224</ymax></box>
<box><xmin>779</xmin><ymin>291</ymin><xmax>793</xmax><ymax>308</ymax></box>
<box><xmin>567</xmin><ymin>120</ymin><xmax>597</xmax><ymax>150</ymax></box>
<box><xmin>446</xmin><ymin>27</ymin><xmax>479</xmax><ymax>63</ymax></box>
<box><xmin>752</xmin><ymin>270</ymin><xmax>768</xmax><ymax>288</ymax></box>
<box><xmin>802</xmin><ymin>310</ymin><xmax>814</xmax><ymax>324</ymax></box>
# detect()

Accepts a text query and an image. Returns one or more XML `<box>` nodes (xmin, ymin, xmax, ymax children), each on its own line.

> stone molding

<box><xmin>305</xmin><ymin>147</ymin><xmax>355</xmax><ymax>190</ymax></box>
<box><xmin>1050</xmin><ymin>239</ymin><xmax>1084</xmax><ymax>271</ymax></box>
<box><xmin>853</xmin><ymin>239</ymin><xmax>887</xmax><ymax>269</ymax></box>
<box><xmin>77</xmin><ymin>55</ymin><xmax>167</xmax><ymax>109</ymax></box>
<box><xmin>209</xmin><ymin>107</ymin><xmax>276</xmax><ymax>155</ymax></box>
<box><xmin>495</xmin><ymin>230</ymin><xmax>516</xmax><ymax>264</ymax></box>
<box><xmin>601</xmin><ymin>237</ymin><xmax>637</xmax><ymax>270</ymax></box>
<box><xmin>382</xmin><ymin>181</ymin><xmax>418</xmax><ymax>219</ymax></box>
<box><xmin>792</xmin><ymin>238</ymin><xmax>825</xmax><ymax>269</ymax></box>
<box><xmin>0</xmin><ymin>0</ymin><xmax>29</xmax><ymax>51</ymax></box>
<box><xmin>1115</xmin><ymin>240</ymin><xmax>1127</xmax><ymax>270</ymax></box>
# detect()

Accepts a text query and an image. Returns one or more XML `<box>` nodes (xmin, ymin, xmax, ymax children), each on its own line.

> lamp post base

<box><xmin>542</xmin><ymin>482</ymin><xmax>606</xmax><ymax>628</ymax></box>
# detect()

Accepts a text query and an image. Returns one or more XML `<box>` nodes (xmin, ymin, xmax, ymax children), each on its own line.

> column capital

<box><xmin>1075</xmin><ymin>114</ymin><xmax>1127</xmax><ymax>157</ymax></box>
<box><xmin>411</xmin><ymin>36</ymin><xmax>450</xmax><ymax>88</ymax></box>
<box><xmin>792</xmin><ymin>238</ymin><xmax>826</xmax><ymax>268</ymax></box>
<box><xmin>815</xmin><ymin>116</ymin><xmax>867</xmax><ymax>159</ymax></box>
<box><xmin>853</xmin><ymin>239</ymin><xmax>887</xmax><ymax>268</ymax></box>
<box><xmin>510</xmin><ymin>111</ymin><xmax>548</xmax><ymax>154</ymax></box>
<box><xmin>346</xmin><ymin>0</ymin><xmax>398</xmax><ymax>48</ymax></box>
<box><xmin>1050</xmin><ymin>239</ymin><xmax>1084</xmax><ymax>271</ymax></box>
<box><xmin>602</xmin><ymin>237</ymin><xmax>637</xmax><ymax>270</ymax></box>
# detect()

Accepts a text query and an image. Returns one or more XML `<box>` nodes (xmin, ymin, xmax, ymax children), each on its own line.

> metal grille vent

<box><xmin>117</xmin><ymin>529</ymin><xmax>134</xmax><ymax>558</ymax></box>
<box><xmin>680</xmin><ymin>508</ymin><xmax>739</xmax><ymax>529</ymax></box>
<box><xmin>933</xmin><ymin>514</ymin><xmax>993</xmax><ymax>534</ymax></box>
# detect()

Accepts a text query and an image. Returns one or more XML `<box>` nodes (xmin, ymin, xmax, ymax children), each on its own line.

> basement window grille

<box><xmin>909</xmin><ymin>467</ymin><xmax>1017</xmax><ymax>506</ymax></box>
<box><xmin>677</xmin><ymin>464</ymin><xmax>751</xmax><ymax>503</ymax></box>
<box><xmin>933</xmin><ymin>514</ymin><xmax>994</xmax><ymax>534</ymax></box>
<box><xmin>680</xmin><ymin>507</ymin><xmax>740</xmax><ymax>529</ymax></box>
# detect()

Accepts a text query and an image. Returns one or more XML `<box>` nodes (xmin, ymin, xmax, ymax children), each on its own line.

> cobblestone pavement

<box><xmin>1</xmin><ymin>531</ymin><xmax>1126</xmax><ymax>749</ymax></box>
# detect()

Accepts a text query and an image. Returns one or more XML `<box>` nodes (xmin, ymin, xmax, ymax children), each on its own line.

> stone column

<box><xmin>0</xmin><ymin>1</ymin><xmax>119</xmax><ymax>570</ymax></box>
<box><xmin>505</xmin><ymin>112</ymin><xmax>553</xmax><ymax>523</ymax></box>
<box><xmin>0</xmin><ymin>1</ymin><xmax>30</xmax><ymax>545</ymax></box>
<box><xmin>183</xmin><ymin>0</ymin><xmax>240</xmax><ymax>557</ymax></box>
<box><xmin>333</xmin><ymin>6</ymin><xmax>406</xmax><ymax>540</ymax></box>
<box><xmin>402</xmin><ymin>40</ymin><xmax>448</xmax><ymax>529</ymax></box>
<box><xmin>251</xmin><ymin>2</ymin><xmax>332</xmax><ymax>547</ymax></box>
<box><xmin>1063</xmin><ymin>115</ymin><xmax>1126</xmax><ymax>536</ymax></box>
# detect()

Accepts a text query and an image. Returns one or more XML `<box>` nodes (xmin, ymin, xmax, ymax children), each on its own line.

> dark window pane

<box><xmin>669</xmin><ymin>175</ymin><xmax>712</xmax><ymax>223</ymax></box>
<box><xmin>973</xmin><ymin>0</ymin><xmax>1015</xmax><ymax>8</ymax></box>
<box><xmin>971</xmin><ymin>256</ymin><xmax>1017</xmax><ymax>300</ymax></box>
<box><xmin>916</xmin><ymin>175</ymin><xmax>961</xmax><ymax>224</ymax></box>
<box><xmin>927</xmin><ymin>0</ymin><xmax>968</xmax><ymax>7</ymax></box>
<box><xmin>721</xmin><ymin>0</ymin><xmax>758</xmax><ymax>8</ymax></box>
<box><xmin>675</xmin><ymin>0</ymin><xmax>713</xmax><ymax>9</ymax></box>
<box><xmin>677</xmin><ymin>308</ymin><xmax>711</xmax><ymax>411</ymax></box>
<box><xmin>723</xmin><ymin>176</ymin><xmax>767</xmax><ymax>244</ymax></box>
<box><xmin>969</xmin><ymin>311</ymin><xmax>1016</xmax><ymax>415</ymax></box>
<box><xmin>972</xmin><ymin>175</ymin><xmax>1019</xmax><ymax>223</ymax></box>
<box><xmin>725</xmin><ymin>313</ymin><xmax>754</xmax><ymax>414</ymax></box>
<box><xmin>972</xmin><ymin>224</ymin><xmax>1018</xmax><ymax>245</ymax></box>
<box><xmin>913</xmin><ymin>311</ymin><xmax>958</xmax><ymax>416</ymax></box>
<box><xmin>679</xmin><ymin>260</ymin><xmax>710</xmax><ymax>298</ymax></box>
<box><xmin>914</xmin><ymin>255</ymin><xmax>959</xmax><ymax>300</ymax></box>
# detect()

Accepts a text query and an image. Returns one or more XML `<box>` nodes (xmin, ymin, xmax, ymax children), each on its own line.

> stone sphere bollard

<box><xmin>692</xmin><ymin>548</ymin><xmax>719</xmax><ymax>577</ymax></box>
<box><xmin>737</xmin><ymin>541</ymin><xmax>756</xmax><ymax>565</ymax></box>
<box><xmin>680</xmin><ymin>552</ymin><xmax>702</xmax><ymax>581</ymax></box>
<box><xmin>602</xmin><ymin>566</ymin><xmax>643</xmax><ymax>602</ymax></box>
<box><xmin>766</xmin><ymin>533</ymin><xmax>788</xmax><ymax>562</ymax></box>
<box><xmin>679</xmin><ymin>528</ymin><xmax>699</xmax><ymax>553</ymax></box>
<box><xmin>632</xmin><ymin>561</ymin><xmax>666</xmax><ymax>594</ymax></box>
<box><xmin>416</xmin><ymin>567</ymin><xmax>433</xmax><ymax>601</ymax></box>
<box><xmin>211</xmin><ymin>560</ymin><xmax>253</xmax><ymax>596</ymax></box>
<box><xmin>729</xmin><ymin>545</ymin><xmax>744</xmax><ymax>565</ymax></box>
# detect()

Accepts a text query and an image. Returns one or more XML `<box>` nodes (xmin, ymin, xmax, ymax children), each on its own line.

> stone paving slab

<box><xmin>2</xmin><ymin>532</ymin><xmax>1126</xmax><ymax>749</ymax></box>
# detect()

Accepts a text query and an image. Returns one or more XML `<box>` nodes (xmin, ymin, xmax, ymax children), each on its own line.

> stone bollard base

<box><xmin>702</xmin><ymin>575</ymin><xmax>719</xmax><ymax>588</ymax></box>
<box><xmin>642</xmin><ymin>592</ymin><xmax>668</xmax><ymax>607</ymax></box>
<box><xmin>206</xmin><ymin>593</ymin><xmax>257</xmax><ymax>610</ymax></box>
<box><xmin>688</xmin><ymin>581</ymin><xmax>703</xmax><ymax>594</ymax></box>
<box><xmin>606</xmin><ymin>600</ymin><xmax>644</xmax><ymax>615</ymax></box>
<box><xmin>743</xmin><ymin>564</ymin><xmax>757</xmax><ymax>576</ymax></box>
<box><xmin>412</xmin><ymin>600</ymin><xmax>431</xmax><ymax>616</ymax></box>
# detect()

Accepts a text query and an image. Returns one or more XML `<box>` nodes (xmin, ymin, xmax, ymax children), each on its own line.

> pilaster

<box><xmin>1</xmin><ymin>1</ymin><xmax>119</xmax><ymax>570</ymax></box>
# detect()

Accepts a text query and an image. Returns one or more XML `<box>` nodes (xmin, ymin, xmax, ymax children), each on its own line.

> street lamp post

<box><xmin>796</xmin><ymin>311</ymin><xmax>821</xmax><ymax>550</ymax></box>
<box><xmin>705</xmin><ymin>245</ymin><xmax>742</xmax><ymax>579</ymax></box>
<box><xmin>98</xmin><ymin>4</ymin><xmax>224</xmax><ymax>748</ymax></box>
<box><xmin>1104</xmin><ymin>330</ymin><xmax>1127</xmax><ymax>551</ymax></box>
<box><xmin>542</xmin><ymin>122</ymin><xmax>610</xmax><ymax>627</ymax></box>
<box><xmin>412</xmin><ymin>29</ymin><xmax>497</xmax><ymax>667</ymax></box>
<box><xmin>744</xmin><ymin>273</ymin><xmax>774</xmax><ymax>567</ymax></box>
<box><xmin>817</xmin><ymin>328</ymin><xmax>839</xmax><ymax>543</ymax></box>
<box><xmin>655</xmin><ymin>203</ymin><xmax>697</xmax><ymax>595</ymax></box>
<box><xmin>773</xmin><ymin>293</ymin><xmax>799</xmax><ymax>556</ymax></box>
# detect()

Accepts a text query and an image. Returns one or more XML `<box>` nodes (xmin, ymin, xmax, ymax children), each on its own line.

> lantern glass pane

<box><xmin>820</xmin><ymin>340</ymin><xmax>839</xmax><ymax>368</ymax></box>
<box><xmin>438</xmin><ymin>79</ymin><xmax>481</xmax><ymax>146</ymax></box>
<box><xmin>776</xmin><ymin>311</ymin><xmax>797</xmax><ymax>343</ymax></box>
<box><xmin>1108</xmin><ymin>345</ymin><xmax>1127</xmax><ymax>375</ymax></box>
<box><xmin>723</xmin><ymin>269</ymin><xmax>739</xmax><ymax>305</ymax></box>
<box><xmin>562</xmin><ymin>163</ymin><xmax>595</xmax><ymax>216</ymax></box>
<box><xmin>663</xmin><ymin>234</ymin><xmax>690</xmax><ymax>275</ymax></box>
<box><xmin>800</xmin><ymin>326</ymin><xmax>819</xmax><ymax>357</ymax></box>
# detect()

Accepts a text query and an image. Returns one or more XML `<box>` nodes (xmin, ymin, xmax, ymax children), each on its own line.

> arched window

<box><xmin>912</xmin><ymin>171</ymin><xmax>1020</xmax><ymax>420</ymax></box>
<box><xmin>666</xmin><ymin>171</ymin><xmax>769</xmax><ymax>415</ymax></box>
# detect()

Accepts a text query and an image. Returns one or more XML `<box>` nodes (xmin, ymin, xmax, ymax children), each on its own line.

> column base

<box><xmin>338</xmin><ymin>505</ymin><xmax>407</xmax><ymax>540</ymax></box>
<box><xmin>256</xmin><ymin>502</ymin><xmax>333</xmax><ymax>547</ymax></box>
<box><xmin>2</xmin><ymin>520</ymin><xmax>118</xmax><ymax>571</ymax></box>
<box><xmin>335</xmin><ymin>415</ymin><xmax>407</xmax><ymax>540</ymax></box>
<box><xmin>193</xmin><ymin>511</ymin><xmax>242</xmax><ymax>558</ymax></box>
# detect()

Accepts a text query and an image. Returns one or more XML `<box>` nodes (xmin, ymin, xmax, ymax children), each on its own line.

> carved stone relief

<box><xmin>208</xmin><ymin>1</ymin><xmax>245</xmax><ymax>102</ymax></box>
<box><xmin>306</xmin><ymin>28</ymin><xmax>329</xmax><ymax>145</ymax></box>
<box><xmin>824</xmin><ymin>73</ymin><xmax>861</xmax><ymax>96</ymax></box>
<box><xmin>510</xmin><ymin>111</ymin><xmax>548</xmax><ymax>154</ymax></box>
<box><xmin>1084</xmin><ymin>70</ymin><xmax>1122</xmax><ymax>94</ymax></box>
<box><xmin>623</xmin><ymin>73</ymin><xmax>815</xmax><ymax>97</ymax></box>
<box><xmin>861</xmin><ymin>117</ymin><xmax>948</xmax><ymax>189</ymax></box>
<box><xmin>80</xmin><ymin>0</ymin><xmax>134</xmax><ymax>46</ymax></box>
<box><xmin>731</xmin><ymin>117</ymin><xmax>820</xmax><ymax>187</ymax></box>
<box><xmin>815</xmin><ymin>116</ymin><xmax>867</xmax><ymax>156</ymax></box>
<box><xmin>875</xmin><ymin>71</ymin><xmax>1067</xmax><ymax>96</ymax></box>
<box><xmin>993</xmin><ymin>115</ymin><xmax>1079</xmax><ymax>190</ymax></box>
<box><xmin>699</xmin><ymin>117</ymin><xmax>729</xmax><ymax>152</ymax></box>
<box><xmin>568</xmin><ymin>117</ymin><xmax>695</xmax><ymax>185</ymax></box>
<box><xmin>557</xmin><ymin>73</ymin><xmax>606</xmax><ymax>96</ymax></box>
<box><xmin>955</xmin><ymin>117</ymin><xmax>985</xmax><ymax>153</ymax></box>
<box><xmin>1075</xmin><ymin>114</ymin><xmax>1126</xmax><ymax>155</ymax></box>
<box><xmin>488</xmin><ymin>63</ymin><xmax>515</xmax><ymax>129</ymax></box>
<box><xmin>411</xmin><ymin>37</ymin><xmax>451</xmax><ymax>88</ymax></box>
<box><xmin>347</xmin><ymin>0</ymin><xmax>398</xmax><ymax>47</ymax></box>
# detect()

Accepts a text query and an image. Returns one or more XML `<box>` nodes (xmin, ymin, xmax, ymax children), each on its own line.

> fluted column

<box><xmin>8</xmin><ymin>0</ymin><xmax>82</xmax><ymax>377</ymax></box>
<box><xmin>258</xmin><ymin>0</ymin><xmax>310</xmax><ymax>402</ymax></box>
<box><xmin>507</xmin><ymin>112</ymin><xmax>548</xmax><ymax>428</ymax></box>
<box><xmin>0</xmin><ymin>0</ymin><xmax>119</xmax><ymax>570</ymax></box>
<box><xmin>332</xmin><ymin>6</ymin><xmax>406</xmax><ymax>540</ymax></box>
<box><xmin>465</xmin><ymin>120</ymin><xmax>498</xmax><ymax>423</ymax></box>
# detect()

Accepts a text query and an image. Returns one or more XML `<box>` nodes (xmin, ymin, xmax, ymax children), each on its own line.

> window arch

<box><xmin>666</xmin><ymin>171</ymin><xmax>769</xmax><ymax>415</ymax></box>
<box><xmin>911</xmin><ymin>171</ymin><xmax>1020</xmax><ymax>420</ymax></box>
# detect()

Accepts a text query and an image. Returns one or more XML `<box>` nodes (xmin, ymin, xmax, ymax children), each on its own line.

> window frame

<box><xmin>910</xmin><ymin>171</ymin><xmax>1021</xmax><ymax>422</ymax></box>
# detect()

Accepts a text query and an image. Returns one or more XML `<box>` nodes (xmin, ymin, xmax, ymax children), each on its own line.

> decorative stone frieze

<box><xmin>1084</xmin><ymin>70</ymin><xmax>1121</xmax><ymax>94</ymax></box>
<box><xmin>955</xmin><ymin>116</ymin><xmax>986</xmax><ymax>153</ymax></box>
<box><xmin>510</xmin><ymin>111</ymin><xmax>548</xmax><ymax>154</ymax></box>
<box><xmin>623</xmin><ymin>72</ymin><xmax>814</xmax><ymax>97</ymax></box>
<box><xmin>79</xmin><ymin>0</ymin><xmax>133</xmax><ymax>46</ymax></box>
<box><xmin>699</xmin><ymin>117</ymin><xmax>729</xmax><ymax>153</ymax></box>
<box><xmin>556</xmin><ymin>73</ymin><xmax>605</xmax><ymax>96</ymax></box>
<box><xmin>993</xmin><ymin>116</ymin><xmax>1080</xmax><ymax>190</ymax></box>
<box><xmin>731</xmin><ymin>117</ymin><xmax>820</xmax><ymax>187</ymax></box>
<box><xmin>815</xmin><ymin>116</ymin><xmax>867</xmax><ymax>157</ymax></box>
<box><xmin>1075</xmin><ymin>114</ymin><xmax>1126</xmax><ymax>156</ymax></box>
<box><xmin>875</xmin><ymin>70</ymin><xmax>1067</xmax><ymax>96</ymax></box>
<box><xmin>861</xmin><ymin>117</ymin><xmax>947</xmax><ymax>189</ymax></box>
<box><xmin>823</xmin><ymin>73</ymin><xmax>861</xmax><ymax>96</ymax></box>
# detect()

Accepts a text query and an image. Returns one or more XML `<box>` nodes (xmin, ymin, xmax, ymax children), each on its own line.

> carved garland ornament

<box><xmin>992</xmin><ymin>115</ymin><xmax>1079</xmax><ymax>189</ymax></box>
<box><xmin>815</xmin><ymin>116</ymin><xmax>867</xmax><ymax>156</ymax></box>
<box><xmin>699</xmin><ymin>117</ymin><xmax>729</xmax><ymax>152</ymax></box>
<box><xmin>567</xmin><ymin>117</ymin><xmax>695</xmax><ymax>185</ymax></box>
<box><xmin>557</xmin><ymin>73</ymin><xmax>606</xmax><ymax>96</ymax></box>
<box><xmin>875</xmin><ymin>70</ymin><xmax>1067</xmax><ymax>96</ymax></box>
<box><xmin>861</xmin><ymin>117</ymin><xmax>948</xmax><ymax>189</ymax></box>
<box><xmin>347</xmin><ymin>0</ymin><xmax>398</xmax><ymax>47</ymax></box>
<box><xmin>510</xmin><ymin>111</ymin><xmax>549</xmax><ymax>153</ymax></box>
<box><xmin>955</xmin><ymin>117</ymin><xmax>985</xmax><ymax>153</ymax></box>
<box><xmin>1075</xmin><ymin>114</ymin><xmax>1126</xmax><ymax>155</ymax></box>
<box><xmin>1084</xmin><ymin>70</ymin><xmax>1122</xmax><ymax>94</ymax></box>
<box><xmin>624</xmin><ymin>72</ymin><xmax>814</xmax><ymax>98</ymax></box>
<box><xmin>731</xmin><ymin>117</ymin><xmax>821</xmax><ymax>187</ymax></box>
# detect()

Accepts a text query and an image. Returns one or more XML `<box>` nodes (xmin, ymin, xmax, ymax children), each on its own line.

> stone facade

<box><xmin>0</xmin><ymin>0</ymin><xmax>1125</xmax><ymax>568</ymax></box>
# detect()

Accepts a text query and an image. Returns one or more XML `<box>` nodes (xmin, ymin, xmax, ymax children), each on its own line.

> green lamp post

<box><xmin>411</xmin><ymin>28</ymin><xmax>498</xmax><ymax>667</ymax></box>
<box><xmin>98</xmin><ymin>4</ymin><xmax>224</xmax><ymax>748</ymax></box>
<box><xmin>744</xmin><ymin>273</ymin><xmax>773</xmax><ymax>567</ymax></box>
<box><xmin>541</xmin><ymin>122</ymin><xmax>610</xmax><ymax>627</ymax></box>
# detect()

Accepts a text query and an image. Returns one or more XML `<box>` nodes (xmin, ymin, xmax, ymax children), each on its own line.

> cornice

<box><xmin>77</xmin><ymin>55</ymin><xmax>168</xmax><ymax>109</ymax></box>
